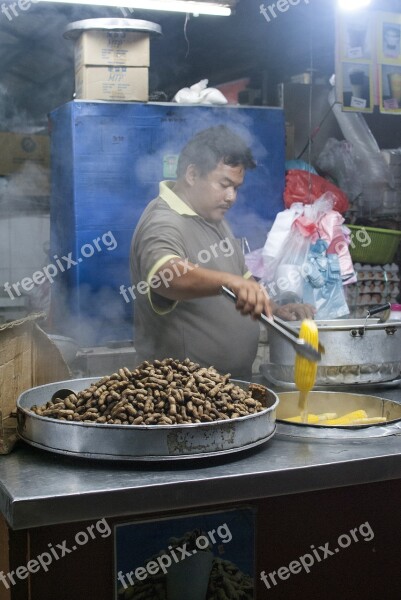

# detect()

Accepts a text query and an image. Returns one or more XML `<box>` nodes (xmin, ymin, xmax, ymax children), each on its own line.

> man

<box><xmin>130</xmin><ymin>125</ymin><xmax>313</xmax><ymax>380</ymax></box>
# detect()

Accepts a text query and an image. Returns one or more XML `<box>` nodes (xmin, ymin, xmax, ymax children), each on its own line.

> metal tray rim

<box><xmin>63</xmin><ymin>18</ymin><xmax>162</xmax><ymax>39</ymax></box>
<box><xmin>18</xmin><ymin>428</ymin><xmax>276</xmax><ymax>461</ymax></box>
<box><xmin>17</xmin><ymin>378</ymin><xmax>279</xmax><ymax>429</ymax></box>
<box><xmin>275</xmin><ymin>316</ymin><xmax>401</xmax><ymax>332</ymax></box>
<box><xmin>17</xmin><ymin>378</ymin><xmax>278</xmax><ymax>461</ymax></box>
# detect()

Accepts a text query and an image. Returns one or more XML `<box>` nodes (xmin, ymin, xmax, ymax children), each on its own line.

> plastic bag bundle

<box><xmin>173</xmin><ymin>79</ymin><xmax>228</xmax><ymax>105</ymax></box>
<box><xmin>303</xmin><ymin>239</ymin><xmax>350</xmax><ymax>320</ymax></box>
<box><xmin>262</xmin><ymin>195</ymin><xmax>352</xmax><ymax>319</ymax></box>
<box><xmin>328</xmin><ymin>89</ymin><xmax>394</xmax><ymax>189</ymax></box>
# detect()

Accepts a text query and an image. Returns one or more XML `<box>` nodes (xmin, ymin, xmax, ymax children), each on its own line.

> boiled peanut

<box><xmin>30</xmin><ymin>358</ymin><xmax>265</xmax><ymax>427</ymax></box>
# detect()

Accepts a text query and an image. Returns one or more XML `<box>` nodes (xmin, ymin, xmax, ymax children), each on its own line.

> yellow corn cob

<box><xmin>324</xmin><ymin>410</ymin><xmax>368</xmax><ymax>426</ymax></box>
<box><xmin>285</xmin><ymin>414</ymin><xmax>320</xmax><ymax>424</ymax></box>
<box><xmin>294</xmin><ymin>319</ymin><xmax>319</xmax><ymax>421</ymax></box>
<box><xmin>316</xmin><ymin>413</ymin><xmax>337</xmax><ymax>422</ymax></box>
<box><xmin>285</xmin><ymin>413</ymin><xmax>338</xmax><ymax>425</ymax></box>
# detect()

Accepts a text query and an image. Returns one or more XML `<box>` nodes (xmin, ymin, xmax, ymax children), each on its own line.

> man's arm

<box><xmin>150</xmin><ymin>257</ymin><xmax>273</xmax><ymax>318</ymax></box>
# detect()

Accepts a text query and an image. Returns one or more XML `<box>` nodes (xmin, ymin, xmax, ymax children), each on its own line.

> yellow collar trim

<box><xmin>159</xmin><ymin>181</ymin><xmax>198</xmax><ymax>216</ymax></box>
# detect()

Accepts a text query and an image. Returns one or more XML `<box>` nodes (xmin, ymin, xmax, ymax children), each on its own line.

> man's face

<box><xmin>187</xmin><ymin>160</ymin><xmax>245</xmax><ymax>222</ymax></box>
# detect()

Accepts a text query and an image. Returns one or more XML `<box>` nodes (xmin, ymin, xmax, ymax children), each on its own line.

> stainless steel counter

<box><xmin>1</xmin><ymin>385</ymin><xmax>400</xmax><ymax>531</ymax></box>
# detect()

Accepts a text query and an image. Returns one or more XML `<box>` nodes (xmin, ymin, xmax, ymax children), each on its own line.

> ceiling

<box><xmin>0</xmin><ymin>0</ymin><xmax>400</xmax><ymax>130</ymax></box>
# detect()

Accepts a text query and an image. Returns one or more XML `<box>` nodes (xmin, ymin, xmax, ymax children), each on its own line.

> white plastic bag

<box><xmin>174</xmin><ymin>79</ymin><xmax>228</xmax><ymax>105</ymax></box>
<box><xmin>262</xmin><ymin>196</ymin><xmax>350</xmax><ymax>318</ymax></box>
<box><xmin>244</xmin><ymin>248</ymin><xmax>265</xmax><ymax>279</ymax></box>
<box><xmin>262</xmin><ymin>202</ymin><xmax>304</xmax><ymax>281</ymax></box>
<box><xmin>329</xmin><ymin>89</ymin><xmax>394</xmax><ymax>188</ymax></box>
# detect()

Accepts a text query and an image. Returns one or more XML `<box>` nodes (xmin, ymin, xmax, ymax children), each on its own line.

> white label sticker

<box><xmin>348</xmin><ymin>46</ymin><xmax>363</xmax><ymax>58</ymax></box>
<box><xmin>351</xmin><ymin>96</ymin><xmax>367</xmax><ymax>109</ymax></box>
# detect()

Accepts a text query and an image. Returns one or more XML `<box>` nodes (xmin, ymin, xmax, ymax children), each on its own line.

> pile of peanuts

<box><xmin>30</xmin><ymin>358</ymin><xmax>266</xmax><ymax>425</ymax></box>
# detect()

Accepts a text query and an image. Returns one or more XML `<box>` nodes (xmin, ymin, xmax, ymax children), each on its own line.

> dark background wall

<box><xmin>0</xmin><ymin>0</ymin><xmax>400</xmax><ymax>146</ymax></box>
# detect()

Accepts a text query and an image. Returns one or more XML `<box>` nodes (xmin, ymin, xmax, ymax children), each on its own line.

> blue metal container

<box><xmin>50</xmin><ymin>101</ymin><xmax>285</xmax><ymax>344</ymax></box>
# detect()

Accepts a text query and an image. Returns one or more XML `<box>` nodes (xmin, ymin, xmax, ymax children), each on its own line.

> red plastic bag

<box><xmin>284</xmin><ymin>170</ymin><xmax>349</xmax><ymax>214</ymax></box>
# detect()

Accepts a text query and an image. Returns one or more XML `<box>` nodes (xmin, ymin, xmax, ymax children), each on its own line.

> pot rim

<box><xmin>277</xmin><ymin>318</ymin><xmax>401</xmax><ymax>332</ymax></box>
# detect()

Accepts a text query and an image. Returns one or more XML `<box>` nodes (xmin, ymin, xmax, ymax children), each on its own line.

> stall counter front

<box><xmin>1</xmin><ymin>386</ymin><xmax>401</xmax><ymax>599</ymax></box>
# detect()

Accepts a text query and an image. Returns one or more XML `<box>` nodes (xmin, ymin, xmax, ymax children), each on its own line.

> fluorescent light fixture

<box><xmin>337</xmin><ymin>0</ymin><xmax>372</xmax><ymax>10</ymax></box>
<box><xmin>37</xmin><ymin>0</ymin><xmax>232</xmax><ymax>16</ymax></box>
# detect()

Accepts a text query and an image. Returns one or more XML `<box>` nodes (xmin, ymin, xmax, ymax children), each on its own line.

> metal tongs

<box><xmin>221</xmin><ymin>286</ymin><xmax>324</xmax><ymax>362</ymax></box>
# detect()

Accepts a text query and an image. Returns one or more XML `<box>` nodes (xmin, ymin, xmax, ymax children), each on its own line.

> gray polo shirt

<box><xmin>130</xmin><ymin>181</ymin><xmax>260</xmax><ymax>380</ymax></box>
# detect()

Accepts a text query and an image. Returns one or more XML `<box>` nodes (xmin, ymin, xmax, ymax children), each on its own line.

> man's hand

<box><xmin>273</xmin><ymin>303</ymin><xmax>316</xmax><ymax>321</ymax></box>
<box><xmin>224</xmin><ymin>275</ymin><xmax>273</xmax><ymax>319</ymax></box>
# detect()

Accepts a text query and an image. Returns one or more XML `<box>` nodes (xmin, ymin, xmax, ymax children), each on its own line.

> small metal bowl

<box><xmin>276</xmin><ymin>391</ymin><xmax>401</xmax><ymax>441</ymax></box>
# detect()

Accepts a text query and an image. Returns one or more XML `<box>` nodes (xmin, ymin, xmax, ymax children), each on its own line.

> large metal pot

<box><xmin>268</xmin><ymin>318</ymin><xmax>401</xmax><ymax>385</ymax></box>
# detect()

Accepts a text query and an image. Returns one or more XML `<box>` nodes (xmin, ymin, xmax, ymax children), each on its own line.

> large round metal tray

<box><xmin>63</xmin><ymin>19</ymin><xmax>162</xmax><ymax>39</ymax></box>
<box><xmin>276</xmin><ymin>391</ymin><xmax>401</xmax><ymax>441</ymax></box>
<box><xmin>17</xmin><ymin>378</ymin><xmax>278</xmax><ymax>461</ymax></box>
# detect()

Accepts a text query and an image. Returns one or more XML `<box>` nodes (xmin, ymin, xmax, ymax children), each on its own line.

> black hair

<box><xmin>176</xmin><ymin>125</ymin><xmax>256</xmax><ymax>178</ymax></box>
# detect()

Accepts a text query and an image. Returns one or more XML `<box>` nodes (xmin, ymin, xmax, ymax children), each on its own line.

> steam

<box><xmin>0</xmin><ymin>2</ymin><xmax>140</xmax><ymax>344</ymax></box>
<box><xmin>0</xmin><ymin>162</ymin><xmax>50</xmax><ymax>209</ymax></box>
<box><xmin>51</xmin><ymin>282</ymin><xmax>132</xmax><ymax>347</ymax></box>
<box><xmin>0</xmin><ymin>84</ymin><xmax>41</xmax><ymax>131</ymax></box>
<box><xmin>0</xmin><ymin>213</ymin><xmax>50</xmax><ymax>295</ymax></box>
<box><xmin>133</xmin><ymin>107</ymin><xmax>280</xmax><ymax>252</ymax></box>
<box><xmin>133</xmin><ymin>107</ymin><xmax>270</xmax><ymax>184</ymax></box>
<box><xmin>0</xmin><ymin>6</ymin><xmax>284</xmax><ymax>346</ymax></box>
<box><xmin>0</xmin><ymin>3</ymin><xmax>140</xmax><ymax>123</ymax></box>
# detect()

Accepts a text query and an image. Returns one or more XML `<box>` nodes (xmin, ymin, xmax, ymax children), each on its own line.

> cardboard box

<box><xmin>75</xmin><ymin>30</ymin><xmax>150</xmax><ymax>70</ymax></box>
<box><xmin>0</xmin><ymin>314</ymin><xmax>71</xmax><ymax>454</ymax></box>
<box><xmin>0</xmin><ymin>132</ymin><xmax>50</xmax><ymax>176</ymax></box>
<box><xmin>75</xmin><ymin>66</ymin><xmax>148</xmax><ymax>101</ymax></box>
<box><xmin>0</xmin><ymin>515</ymin><xmax>10</xmax><ymax>600</ymax></box>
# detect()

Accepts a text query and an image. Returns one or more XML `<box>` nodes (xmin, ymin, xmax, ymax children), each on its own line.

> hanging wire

<box><xmin>184</xmin><ymin>13</ymin><xmax>190</xmax><ymax>58</ymax></box>
<box><xmin>307</xmin><ymin>10</ymin><xmax>314</xmax><ymax>203</ymax></box>
<box><xmin>296</xmin><ymin>100</ymin><xmax>337</xmax><ymax>160</ymax></box>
